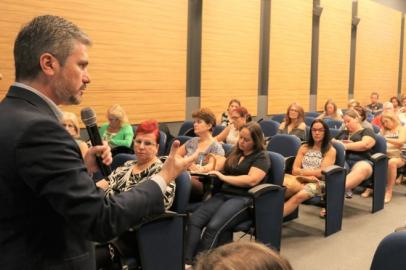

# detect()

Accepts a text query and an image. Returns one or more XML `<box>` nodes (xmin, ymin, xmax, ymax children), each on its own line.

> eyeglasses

<box><xmin>108</xmin><ymin>117</ymin><xmax>118</xmax><ymax>122</ymax></box>
<box><xmin>134</xmin><ymin>139</ymin><xmax>156</xmax><ymax>147</ymax></box>
<box><xmin>289</xmin><ymin>108</ymin><xmax>299</xmax><ymax>112</ymax></box>
<box><xmin>311</xmin><ymin>128</ymin><xmax>325</xmax><ymax>133</ymax></box>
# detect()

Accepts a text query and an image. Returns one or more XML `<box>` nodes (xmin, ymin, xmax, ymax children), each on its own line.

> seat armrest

<box><xmin>131</xmin><ymin>211</ymin><xmax>186</xmax><ymax>230</ymax></box>
<box><xmin>248</xmin><ymin>184</ymin><xmax>283</xmax><ymax>198</ymax></box>
<box><xmin>371</xmin><ymin>153</ymin><xmax>387</xmax><ymax>163</ymax></box>
<box><xmin>285</xmin><ymin>156</ymin><xmax>295</xmax><ymax>173</ymax></box>
<box><xmin>322</xmin><ymin>165</ymin><xmax>345</xmax><ymax>179</ymax></box>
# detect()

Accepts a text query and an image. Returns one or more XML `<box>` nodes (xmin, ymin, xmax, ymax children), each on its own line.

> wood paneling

<box><xmin>200</xmin><ymin>0</ymin><xmax>260</xmax><ymax>118</ymax></box>
<box><xmin>402</xmin><ymin>15</ymin><xmax>406</xmax><ymax>96</ymax></box>
<box><xmin>268</xmin><ymin>0</ymin><xmax>312</xmax><ymax>114</ymax></box>
<box><xmin>317</xmin><ymin>0</ymin><xmax>352</xmax><ymax>111</ymax></box>
<box><xmin>0</xmin><ymin>0</ymin><xmax>187</xmax><ymax>125</ymax></box>
<box><xmin>354</xmin><ymin>0</ymin><xmax>401</xmax><ymax>106</ymax></box>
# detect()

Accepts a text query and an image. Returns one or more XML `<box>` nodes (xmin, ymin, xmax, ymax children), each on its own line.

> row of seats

<box><xmin>99</xmin><ymin>119</ymin><xmax>388</xmax><ymax>269</ymax></box>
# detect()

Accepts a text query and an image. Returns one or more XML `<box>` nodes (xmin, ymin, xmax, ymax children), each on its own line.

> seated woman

<box><xmin>177</xmin><ymin>108</ymin><xmax>225</xmax><ymax>201</ymax></box>
<box><xmin>333</xmin><ymin>109</ymin><xmax>376</xmax><ymax>198</ymax></box>
<box><xmin>95</xmin><ymin>120</ymin><xmax>175</xmax><ymax>269</ymax></box>
<box><xmin>99</xmin><ymin>104</ymin><xmax>134</xmax><ymax>155</ymax></box>
<box><xmin>184</xmin><ymin>122</ymin><xmax>270</xmax><ymax>265</ymax></box>
<box><xmin>390</xmin><ymin>96</ymin><xmax>401</xmax><ymax>114</ymax></box>
<box><xmin>339</xmin><ymin>105</ymin><xmax>373</xmax><ymax>131</ymax></box>
<box><xmin>278</xmin><ymin>103</ymin><xmax>306</xmax><ymax>141</ymax></box>
<box><xmin>215</xmin><ymin>106</ymin><xmax>251</xmax><ymax>145</ymax></box>
<box><xmin>317</xmin><ymin>100</ymin><xmax>343</xmax><ymax>121</ymax></box>
<box><xmin>97</xmin><ymin>119</ymin><xmax>175</xmax><ymax>208</ymax></box>
<box><xmin>61</xmin><ymin>111</ymin><xmax>88</xmax><ymax>157</ymax></box>
<box><xmin>283</xmin><ymin>119</ymin><xmax>336</xmax><ymax>217</ymax></box>
<box><xmin>219</xmin><ymin>99</ymin><xmax>241</xmax><ymax>127</ymax></box>
<box><xmin>363</xmin><ymin>113</ymin><xmax>406</xmax><ymax>203</ymax></box>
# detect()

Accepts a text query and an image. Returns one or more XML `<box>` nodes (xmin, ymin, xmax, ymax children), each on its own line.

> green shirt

<box><xmin>99</xmin><ymin>123</ymin><xmax>134</xmax><ymax>148</ymax></box>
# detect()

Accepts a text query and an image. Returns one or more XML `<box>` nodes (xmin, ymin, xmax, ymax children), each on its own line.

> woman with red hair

<box><xmin>96</xmin><ymin>119</ymin><xmax>176</xmax><ymax>209</ymax></box>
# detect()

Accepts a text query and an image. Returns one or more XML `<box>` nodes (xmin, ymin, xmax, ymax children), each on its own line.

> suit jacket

<box><xmin>0</xmin><ymin>86</ymin><xmax>165</xmax><ymax>270</ymax></box>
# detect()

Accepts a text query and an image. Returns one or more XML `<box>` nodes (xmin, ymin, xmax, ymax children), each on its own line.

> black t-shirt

<box><xmin>222</xmin><ymin>150</ymin><xmax>271</xmax><ymax>193</ymax></box>
<box><xmin>336</xmin><ymin>128</ymin><xmax>376</xmax><ymax>160</ymax></box>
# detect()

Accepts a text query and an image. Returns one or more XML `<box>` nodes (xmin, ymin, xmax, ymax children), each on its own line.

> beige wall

<box><xmin>0</xmin><ymin>0</ymin><xmax>187</xmax><ymax>125</ymax></box>
<box><xmin>317</xmin><ymin>0</ymin><xmax>352</xmax><ymax>111</ymax></box>
<box><xmin>200</xmin><ymin>0</ymin><xmax>260</xmax><ymax>119</ymax></box>
<box><xmin>354</xmin><ymin>0</ymin><xmax>401</xmax><ymax>106</ymax></box>
<box><xmin>268</xmin><ymin>0</ymin><xmax>312</xmax><ymax>114</ymax></box>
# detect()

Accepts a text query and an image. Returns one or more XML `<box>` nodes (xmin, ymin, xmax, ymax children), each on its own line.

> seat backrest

<box><xmin>111</xmin><ymin>153</ymin><xmax>136</xmax><ymax>170</ymax></box>
<box><xmin>267</xmin><ymin>134</ymin><xmax>301</xmax><ymax>158</ymax></box>
<box><xmin>158</xmin><ymin>130</ymin><xmax>167</xmax><ymax>156</ymax></box>
<box><xmin>212</xmin><ymin>125</ymin><xmax>225</xmax><ymax>137</ymax></box>
<box><xmin>259</xmin><ymin>120</ymin><xmax>280</xmax><ymax>138</ymax></box>
<box><xmin>372</xmin><ymin>124</ymin><xmax>380</xmax><ymax>134</ymax></box>
<box><xmin>324</xmin><ymin>119</ymin><xmax>343</xmax><ymax>129</ymax></box>
<box><xmin>304</xmin><ymin>116</ymin><xmax>316</xmax><ymax>126</ymax></box>
<box><xmin>271</xmin><ymin>114</ymin><xmax>286</xmax><ymax>123</ymax></box>
<box><xmin>331</xmin><ymin>141</ymin><xmax>345</xmax><ymax>167</ymax></box>
<box><xmin>371</xmin><ymin>134</ymin><xmax>387</xmax><ymax>155</ymax></box>
<box><xmin>170</xmin><ymin>171</ymin><xmax>192</xmax><ymax>214</ymax></box>
<box><xmin>266</xmin><ymin>151</ymin><xmax>285</xmax><ymax>186</ymax></box>
<box><xmin>329</xmin><ymin>128</ymin><xmax>340</xmax><ymax>139</ymax></box>
<box><xmin>222</xmin><ymin>143</ymin><xmax>233</xmax><ymax>156</ymax></box>
<box><xmin>178</xmin><ymin>121</ymin><xmax>194</xmax><ymax>136</ymax></box>
<box><xmin>305</xmin><ymin>111</ymin><xmax>321</xmax><ymax>118</ymax></box>
<box><xmin>164</xmin><ymin>135</ymin><xmax>192</xmax><ymax>155</ymax></box>
<box><xmin>371</xmin><ymin>231</ymin><xmax>406</xmax><ymax>270</ymax></box>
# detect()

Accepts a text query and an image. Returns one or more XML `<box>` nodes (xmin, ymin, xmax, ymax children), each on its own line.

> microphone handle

<box><xmin>85</xmin><ymin>124</ymin><xmax>112</xmax><ymax>177</ymax></box>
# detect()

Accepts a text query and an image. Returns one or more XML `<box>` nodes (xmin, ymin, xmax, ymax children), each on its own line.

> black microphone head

<box><xmin>81</xmin><ymin>107</ymin><xmax>97</xmax><ymax>126</ymax></box>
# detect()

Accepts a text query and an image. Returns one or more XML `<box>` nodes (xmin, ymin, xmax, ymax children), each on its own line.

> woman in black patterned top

<box><xmin>96</xmin><ymin>120</ymin><xmax>175</xmax><ymax>209</ymax></box>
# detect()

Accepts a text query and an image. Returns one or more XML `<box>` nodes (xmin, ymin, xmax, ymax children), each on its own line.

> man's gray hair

<box><xmin>14</xmin><ymin>15</ymin><xmax>91</xmax><ymax>81</ymax></box>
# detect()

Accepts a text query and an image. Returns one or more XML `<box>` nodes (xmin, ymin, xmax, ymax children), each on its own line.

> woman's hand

<box><xmin>208</xmin><ymin>170</ymin><xmax>225</xmax><ymax>181</ymax></box>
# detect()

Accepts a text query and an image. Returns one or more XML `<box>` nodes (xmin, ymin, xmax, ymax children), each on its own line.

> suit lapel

<box><xmin>6</xmin><ymin>86</ymin><xmax>59</xmax><ymax>120</ymax></box>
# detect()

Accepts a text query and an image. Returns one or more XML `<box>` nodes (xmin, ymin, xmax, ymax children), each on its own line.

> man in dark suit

<box><xmin>0</xmin><ymin>15</ymin><xmax>196</xmax><ymax>269</ymax></box>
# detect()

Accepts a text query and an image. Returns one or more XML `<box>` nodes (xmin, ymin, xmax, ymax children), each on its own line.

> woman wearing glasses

<box><xmin>99</xmin><ymin>104</ymin><xmax>134</xmax><ymax>155</ymax></box>
<box><xmin>95</xmin><ymin>120</ymin><xmax>176</xmax><ymax>268</ymax></box>
<box><xmin>278</xmin><ymin>103</ymin><xmax>306</xmax><ymax>141</ymax></box>
<box><xmin>96</xmin><ymin>119</ymin><xmax>176</xmax><ymax>208</ymax></box>
<box><xmin>216</xmin><ymin>106</ymin><xmax>251</xmax><ymax>145</ymax></box>
<box><xmin>283</xmin><ymin>119</ymin><xmax>336</xmax><ymax>217</ymax></box>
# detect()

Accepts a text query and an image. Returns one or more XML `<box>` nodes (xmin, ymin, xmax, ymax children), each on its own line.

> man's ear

<box><xmin>39</xmin><ymin>53</ymin><xmax>58</xmax><ymax>76</ymax></box>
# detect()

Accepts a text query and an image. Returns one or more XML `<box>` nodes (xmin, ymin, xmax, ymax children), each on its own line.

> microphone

<box><xmin>81</xmin><ymin>107</ymin><xmax>112</xmax><ymax>177</ymax></box>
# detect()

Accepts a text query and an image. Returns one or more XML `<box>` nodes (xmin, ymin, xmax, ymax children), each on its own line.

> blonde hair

<box><xmin>194</xmin><ymin>241</ymin><xmax>292</xmax><ymax>270</ymax></box>
<box><xmin>107</xmin><ymin>104</ymin><xmax>129</xmax><ymax>126</ymax></box>
<box><xmin>381</xmin><ymin>112</ymin><xmax>400</xmax><ymax>130</ymax></box>
<box><xmin>62</xmin><ymin>111</ymin><xmax>81</xmax><ymax>138</ymax></box>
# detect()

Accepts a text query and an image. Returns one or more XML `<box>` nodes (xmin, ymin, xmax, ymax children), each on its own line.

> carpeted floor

<box><xmin>237</xmin><ymin>183</ymin><xmax>406</xmax><ymax>270</ymax></box>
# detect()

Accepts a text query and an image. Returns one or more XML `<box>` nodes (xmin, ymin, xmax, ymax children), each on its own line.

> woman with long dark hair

<box><xmin>283</xmin><ymin>119</ymin><xmax>336</xmax><ymax>217</ymax></box>
<box><xmin>278</xmin><ymin>103</ymin><xmax>306</xmax><ymax>141</ymax></box>
<box><xmin>184</xmin><ymin>122</ymin><xmax>270</xmax><ymax>266</ymax></box>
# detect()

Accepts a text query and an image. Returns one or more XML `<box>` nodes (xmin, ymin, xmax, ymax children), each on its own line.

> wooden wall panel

<box><xmin>317</xmin><ymin>0</ymin><xmax>352</xmax><ymax>111</ymax></box>
<box><xmin>403</xmin><ymin>15</ymin><xmax>406</xmax><ymax>96</ymax></box>
<box><xmin>200</xmin><ymin>0</ymin><xmax>260</xmax><ymax>118</ymax></box>
<box><xmin>0</xmin><ymin>0</ymin><xmax>187</xmax><ymax>125</ymax></box>
<box><xmin>268</xmin><ymin>0</ymin><xmax>312</xmax><ymax>114</ymax></box>
<box><xmin>354</xmin><ymin>0</ymin><xmax>401</xmax><ymax>106</ymax></box>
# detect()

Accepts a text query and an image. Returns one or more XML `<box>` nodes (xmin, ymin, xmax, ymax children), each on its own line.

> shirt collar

<box><xmin>13</xmin><ymin>82</ymin><xmax>63</xmax><ymax>121</ymax></box>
